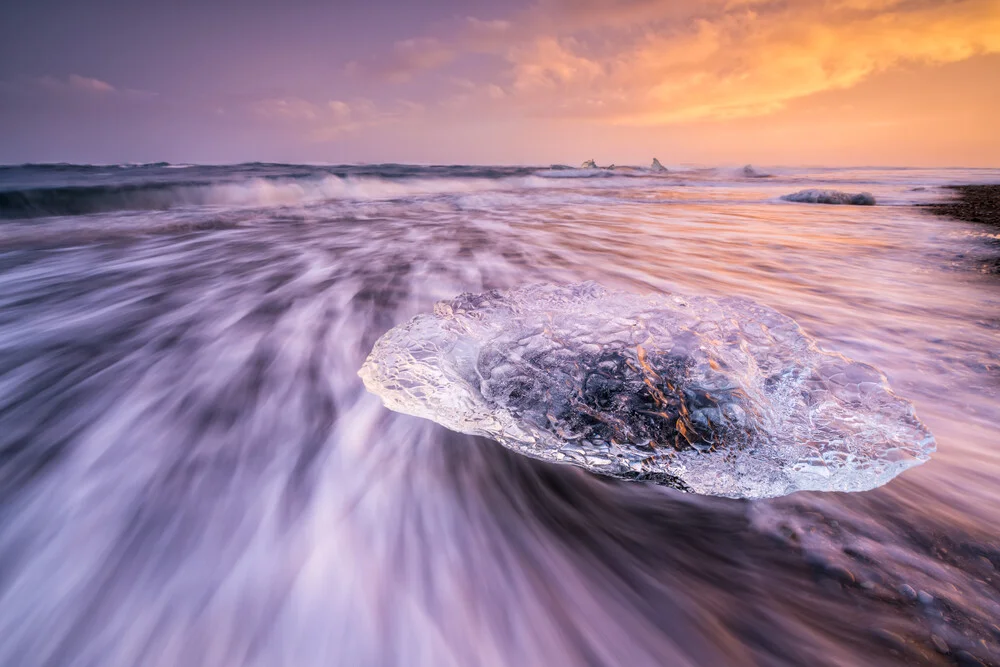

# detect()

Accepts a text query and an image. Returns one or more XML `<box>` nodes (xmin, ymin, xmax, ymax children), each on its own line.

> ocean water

<box><xmin>0</xmin><ymin>162</ymin><xmax>998</xmax><ymax>666</ymax></box>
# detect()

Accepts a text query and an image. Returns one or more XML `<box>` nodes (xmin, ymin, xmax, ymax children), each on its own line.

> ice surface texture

<box><xmin>782</xmin><ymin>189</ymin><xmax>876</xmax><ymax>205</ymax></box>
<box><xmin>359</xmin><ymin>283</ymin><xmax>934</xmax><ymax>498</ymax></box>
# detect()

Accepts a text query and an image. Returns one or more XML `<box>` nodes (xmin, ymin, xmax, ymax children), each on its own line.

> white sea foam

<box><xmin>201</xmin><ymin>176</ymin><xmax>509</xmax><ymax>206</ymax></box>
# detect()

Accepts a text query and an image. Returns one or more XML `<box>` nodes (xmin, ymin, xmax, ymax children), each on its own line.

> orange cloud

<box><xmin>608</xmin><ymin>0</ymin><xmax>1000</xmax><ymax>123</ymax></box>
<box><xmin>401</xmin><ymin>0</ymin><xmax>1000</xmax><ymax>125</ymax></box>
<box><xmin>510</xmin><ymin>38</ymin><xmax>603</xmax><ymax>90</ymax></box>
<box><xmin>347</xmin><ymin>38</ymin><xmax>454</xmax><ymax>84</ymax></box>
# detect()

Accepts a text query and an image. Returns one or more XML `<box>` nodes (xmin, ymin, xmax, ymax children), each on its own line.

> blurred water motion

<box><xmin>1</xmin><ymin>163</ymin><xmax>999</xmax><ymax>666</ymax></box>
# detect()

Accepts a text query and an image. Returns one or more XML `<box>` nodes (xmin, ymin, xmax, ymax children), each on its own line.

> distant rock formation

<box><xmin>651</xmin><ymin>158</ymin><xmax>668</xmax><ymax>173</ymax></box>
<box><xmin>581</xmin><ymin>159</ymin><xmax>598</xmax><ymax>169</ymax></box>
<box><xmin>781</xmin><ymin>189</ymin><xmax>876</xmax><ymax>206</ymax></box>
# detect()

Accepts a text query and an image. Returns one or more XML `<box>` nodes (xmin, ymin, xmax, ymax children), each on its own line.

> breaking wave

<box><xmin>0</xmin><ymin>176</ymin><xmax>536</xmax><ymax>218</ymax></box>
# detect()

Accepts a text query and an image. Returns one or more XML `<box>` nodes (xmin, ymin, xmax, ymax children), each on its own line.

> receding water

<box><xmin>1</xmin><ymin>163</ymin><xmax>998</xmax><ymax>666</ymax></box>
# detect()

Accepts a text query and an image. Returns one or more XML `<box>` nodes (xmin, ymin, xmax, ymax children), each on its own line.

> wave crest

<box><xmin>0</xmin><ymin>176</ymin><xmax>526</xmax><ymax>218</ymax></box>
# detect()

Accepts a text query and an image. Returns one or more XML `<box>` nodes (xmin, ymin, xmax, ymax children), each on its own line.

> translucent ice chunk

<box><xmin>781</xmin><ymin>189</ymin><xmax>876</xmax><ymax>205</ymax></box>
<box><xmin>359</xmin><ymin>282</ymin><xmax>934</xmax><ymax>498</ymax></box>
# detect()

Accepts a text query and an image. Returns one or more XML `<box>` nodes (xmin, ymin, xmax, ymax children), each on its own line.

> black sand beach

<box><xmin>926</xmin><ymin>185</ymin><xmax>1000</xmax><ymax>228</ymax></box>
<box><xmin>925</xmin><ymin>184</ymin><xmax>1000</xmax><ymax>275</ymax></box>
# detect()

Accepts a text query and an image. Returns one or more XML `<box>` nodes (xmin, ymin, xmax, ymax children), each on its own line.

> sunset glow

<box><xmin>2</xmin><ymin>0</ymin><xmax>998</xmax><ymax>165</ymax></box>
<box><xmin>4</xmin><ymin>3</ymin><xmax>1000</xmax><ymax>666</ymax></box>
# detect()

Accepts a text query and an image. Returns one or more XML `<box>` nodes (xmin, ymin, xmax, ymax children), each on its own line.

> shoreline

<box><xmin>924</xmin><ymin>184</ymin><xmax>1000</xmax><ymax>275</ymax></box>
<box><xmin>924</xmin><ymin>184</ymin><xmax>1000</xmax><ymax>227</ymax></box>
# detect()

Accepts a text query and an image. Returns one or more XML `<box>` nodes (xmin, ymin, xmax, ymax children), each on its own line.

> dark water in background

<box><xmin>1</xmin><ymin>162</ymin><xmax>999</xmax><ymax>666</ymax></box>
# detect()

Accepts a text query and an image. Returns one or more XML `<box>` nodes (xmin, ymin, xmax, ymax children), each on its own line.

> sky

<box><xmin>1</xmin><ymin>0</ymin><xmax>998</xmax><ymax>166</ymax></box>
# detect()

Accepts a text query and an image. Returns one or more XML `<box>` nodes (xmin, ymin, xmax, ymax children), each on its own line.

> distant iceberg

<box><xmin>651</xmin><ymin>158</ymin><xmax>668</xmax><ymax>173</ymax></box>
<box><xmin>742</xmin><ymin>164</ymin><xmax>771</xmax><ymax>178</ymax></box>
<box><xmin>359</xmin><ymin>282</ymin><xmax>934</xmax><ymax>499</ymax></box>
<box><xmin>580</xmin><ymin>159</ymin><xmax>619</xmax><ymax>170</ymax></box>
<box><xmin>782</xmin><ymin>189</ymin><xmax>876</xmax><ymax>206</ymax></box>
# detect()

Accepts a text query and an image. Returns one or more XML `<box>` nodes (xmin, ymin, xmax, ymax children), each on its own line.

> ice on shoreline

<box><xmin>782</xmin><ymin>189</ymin><xmax>876</xmax><ymax>205</ymax></box>
<box><xmin>359</xmin><ymin>282</ymin><xmax>934</xmax><ymax>499</ymax></box>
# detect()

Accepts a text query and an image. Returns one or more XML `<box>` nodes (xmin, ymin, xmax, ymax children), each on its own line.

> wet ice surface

<box><xmin>360</xmin><ymin>282</ymin><xmax>934</xmax><ymax>498</ymax></box>
<box><xmin>782</xmin><ymin>189</ymin><xmax>876</xmax><ymax>205</ymax></box>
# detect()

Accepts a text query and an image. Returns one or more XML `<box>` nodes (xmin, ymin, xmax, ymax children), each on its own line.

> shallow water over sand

<box><xmin>1</xmin><ymin>163</ymin><xmax>999</xmax><ymax>666</ymax></box>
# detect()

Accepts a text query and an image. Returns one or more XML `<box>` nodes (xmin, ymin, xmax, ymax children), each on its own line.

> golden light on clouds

<box><xmin>230</xmin><ymin>0</ymin><xmax>1000</xmax><ymax>165</ymax></box>
<box><xmin>300</xmin><ymin>0</ymin><xmax>1000</xmax><ymax>165</ymax></box>
<box><xmin>2</xmin><ymin>0</ymin><xmax>996</xmax><ymax>164</ymax></box>
<box><xmin>480</xmin><ymin>0</ymin><xmax>1000</xmax><ymax>125</ymax></box>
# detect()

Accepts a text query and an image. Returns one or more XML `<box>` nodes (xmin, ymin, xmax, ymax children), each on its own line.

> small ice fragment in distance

<box><xmin>782</xmin><ymin>189</ymin><xmax>876</xmax><ymax>205</ymax></box>
<box><xmin>358</xmin><ymin>282</ymin><xmax>934</xmax><ymax>499</ymax></box>
<box><xmin>742</xmin><ymin>164</ymin><xmax>771</xmax><ymax>178</ymax></box>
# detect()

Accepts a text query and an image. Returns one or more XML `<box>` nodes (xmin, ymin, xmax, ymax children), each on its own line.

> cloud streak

<box><xmin>38</xmin><ymin>74</ymin><xmax>117</xmax><ymax>94</ymax></box>
<box><xmin>66</xmin><ymin>74</ymin><xmax>116</xmax><ymax>94</ymax></box>
<box><xmin>252</xmin><ymin>97</ymin><xmax>320</xmax><ymax>121</ymax></box>
<box><xmin>252</xmin><ymin>97</ymin><xmax>420</xmax><ymax>141</ymax></box>
<box><xmin>347</xmin><ymin>38</ymin><xmax>454</xmax><ymax>83</ymax></box>
<box><xmin>17</xmin><ymin>74</ymin><xmax>159</xmax><ymax>101</ymax></box>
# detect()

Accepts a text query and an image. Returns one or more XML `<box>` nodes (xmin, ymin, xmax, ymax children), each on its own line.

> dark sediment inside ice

<box><xmin>480</xmin><ymin>342</ymin><xmax>753</xmax><ymax>456</ymax></box>
<box><xmin>360</xmin><ymin>283</ymin><xmax>935</xmax><ymax>498</ymax></box>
